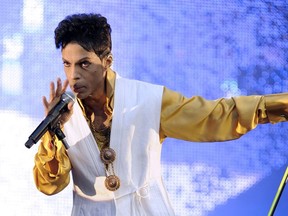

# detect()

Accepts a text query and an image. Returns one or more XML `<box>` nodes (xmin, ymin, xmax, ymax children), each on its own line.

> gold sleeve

<box><xmin>160</xmin><ymin>87</ymin><xmax>288</xmax><ymax>142</ymax></box>
<box><xmin>264</xmin><ymin>93</ymin><xmax>288</xmax><ymax>123</ymax></box>
<box><xmin>33</xmin><ymin>131</ymin><xmax>71</xmax><ymax>195</ymax></box>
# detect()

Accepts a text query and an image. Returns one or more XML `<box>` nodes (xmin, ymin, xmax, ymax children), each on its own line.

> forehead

<box><xmin>61</xmin><ymin>43</ymin><xmax>99</xmax><ymax>61</ymax></box>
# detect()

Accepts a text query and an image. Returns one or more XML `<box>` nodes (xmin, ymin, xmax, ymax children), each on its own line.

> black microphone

<box><xmin>25</xmin><ymin>92</ymin><xmax>75</xmax><ymax>149</ymax></box>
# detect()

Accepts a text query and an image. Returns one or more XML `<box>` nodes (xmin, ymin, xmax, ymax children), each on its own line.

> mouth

<box><xmin>73</xmin><ymin>85</ymin><xmax>85</xmax><ymax>93</ymax></box>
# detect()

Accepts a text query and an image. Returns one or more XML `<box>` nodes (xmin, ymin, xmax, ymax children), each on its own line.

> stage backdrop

<box><xmin>0</xmin><ymin>0</ymin><xmax>288</xmax><ymax>215</ymax></box>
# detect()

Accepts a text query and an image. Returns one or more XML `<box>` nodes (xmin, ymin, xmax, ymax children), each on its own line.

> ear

<box><xmin>104</xmin><ymin>54</ymin><xmax>113</xmax><ymax>69</ymax></box>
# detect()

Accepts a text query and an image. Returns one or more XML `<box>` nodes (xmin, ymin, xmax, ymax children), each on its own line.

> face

<box><xmin>61</xmin><ymin>43</ymin><xmax>108</xmax><ymax>100</ymax></box>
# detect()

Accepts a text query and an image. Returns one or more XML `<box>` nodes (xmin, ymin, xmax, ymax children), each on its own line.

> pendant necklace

<box><xmin>86</xmin><ymin>104</ymin><xmax>120</xmax><ymax>191</ymax></box>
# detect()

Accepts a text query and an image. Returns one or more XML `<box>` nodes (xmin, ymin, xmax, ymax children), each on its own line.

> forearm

<box><xmin>160</xmin><ymin>87</ymin><xmax>288</xmax><ymax>142</ymax></box>
<box><xmin>33</xmin><ymin>132</ymin><xmax>71</xmax><ymax>195</ymax></box>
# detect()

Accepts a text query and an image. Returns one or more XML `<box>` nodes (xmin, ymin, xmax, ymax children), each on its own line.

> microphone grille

<box><xmin>61</xmin><ymin>92</ymin><xmax>75</xmax><ymax>103</ymax></box>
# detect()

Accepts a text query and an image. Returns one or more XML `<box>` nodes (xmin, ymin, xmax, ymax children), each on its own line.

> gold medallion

<box><xmin>100</xmin><ymin>147</ymin><xmax>116</xmax><ymax>164</ymax></box>
<box><xmin>105</xmin><ymin>175</ymin><xmax>120</xmax><ymax>191</ymax></box>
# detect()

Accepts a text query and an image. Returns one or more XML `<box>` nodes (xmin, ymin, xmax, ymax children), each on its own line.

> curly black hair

<box><xmin>54</xmin><ymin>13</ymin><xmax>112</xmax><ymax>59</ymax></box>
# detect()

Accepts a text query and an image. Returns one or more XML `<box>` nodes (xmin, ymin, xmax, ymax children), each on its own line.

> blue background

<box><xmin>0</xmin><ymin>0</ymin><xmax>288</xmax><ymax>215</ymax></box>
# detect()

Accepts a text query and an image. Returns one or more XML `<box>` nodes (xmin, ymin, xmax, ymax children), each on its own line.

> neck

<box><xmin>82</xmin><ymin>93</ymin><xmax>106</xmax><ymax>112</ymax></box>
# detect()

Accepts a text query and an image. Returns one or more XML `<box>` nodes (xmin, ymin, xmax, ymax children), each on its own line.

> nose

<box><xmin>70</xmin><ymin>65</ymin><xmax>80</xmax><ymax>80</ymax></box>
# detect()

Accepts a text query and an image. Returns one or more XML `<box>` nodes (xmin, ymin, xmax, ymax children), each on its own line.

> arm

<box><xmin>33</xmin><ymin>131</ymin><xmax>71</xmax><ymax>195</ymax></box>
<box><xmin>33</xmin><ymin>78</ymin><xmax>73</xmax><ymax>195</ymax></box>
<box><xmin>160</xmin><ymin>87</ymin><xmax>288</xmax><ymax>142</ymax></box>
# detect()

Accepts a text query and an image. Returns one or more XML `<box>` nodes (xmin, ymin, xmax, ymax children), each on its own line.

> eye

<box><xmin>80</xmin><ymin>61</ymin><xmax>91</xmax><ymax>68</ymax></box>
<box><xmin>63</xmin><ymin>61</ymin><xmax>70</xmax><ymax>67</ymax></box>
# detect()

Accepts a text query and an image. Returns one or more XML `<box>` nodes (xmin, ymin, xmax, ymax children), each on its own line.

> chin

<box><xmin>74</xmin><ymin>92</ymin><xmax>86</xmax><ymax>100</ymax></box>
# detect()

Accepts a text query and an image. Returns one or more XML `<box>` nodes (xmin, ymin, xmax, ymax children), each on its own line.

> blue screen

<box><xmin>0</xmin><ymin>0</ymin><xmax>287</xmax><ymax>215</ymax></box>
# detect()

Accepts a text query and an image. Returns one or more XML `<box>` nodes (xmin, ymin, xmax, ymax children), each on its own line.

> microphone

<box><xmin>25</xmin><ymin>92</ymin><xmax>75</xmax><ymax>149</ymax></box>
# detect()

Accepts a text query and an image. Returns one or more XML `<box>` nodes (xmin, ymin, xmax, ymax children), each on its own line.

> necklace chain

<box><xmin>89</xmin><ymin>117</ymin><xmax>111</xmax><ymax>150</ymax></box>
<box><xmin>84</xmin><ymin>103</ymin><xmax>120</xmax><ymax>191</ymax></box>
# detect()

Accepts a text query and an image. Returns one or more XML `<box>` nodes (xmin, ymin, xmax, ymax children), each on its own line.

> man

<box><xmin>33</xmin><ymin>13</ymin><xmax>288</xmax><ymax>215</ymax></box>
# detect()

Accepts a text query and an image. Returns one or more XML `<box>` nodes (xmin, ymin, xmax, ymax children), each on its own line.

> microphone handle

<box><xmin>25</xmin><ymin>114</ymin><xmax>59</xmax><ymax>148</ymax></box>
<box><xmin>25</xmin><ymin>100</ymin><xmax>69</xmax><ymax>148</ymax></box>
<box><xmin>25</xmin><ymin>92</ymin><xmax>75</xmax><ymax>149</ymax></box>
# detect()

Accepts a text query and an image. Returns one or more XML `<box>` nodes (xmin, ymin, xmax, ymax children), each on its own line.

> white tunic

<box><xmin>63</xmin><ymin>77</ymin><xmax>175</xmax><ymax>216</ymax></box>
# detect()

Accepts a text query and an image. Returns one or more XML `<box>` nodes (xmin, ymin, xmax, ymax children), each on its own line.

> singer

<box><xmin>32</xmin><ymin>13</ymin><xmax>288</xmax><ymax>216</ymax></box>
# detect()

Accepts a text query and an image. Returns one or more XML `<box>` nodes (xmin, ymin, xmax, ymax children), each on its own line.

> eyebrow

<box><xmin>62</xmin><ymin>57</ymin><xmax>91</xmax><ymax>63</ymax></box>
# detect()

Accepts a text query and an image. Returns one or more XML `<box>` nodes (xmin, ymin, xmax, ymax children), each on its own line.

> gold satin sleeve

<box><xmin>33</xmin><ymin>131</ymin><xmax>71</xmax><ymax>195</ymax></box>
<box><xmin>264</xmin><ymin>93</ymin><xmax>288</xmax><ymax>123</ymax></box>
<box><xmin>160</xmin><ymin>87</ymin><xmax>288</xmax><ymax>142</ymax></box>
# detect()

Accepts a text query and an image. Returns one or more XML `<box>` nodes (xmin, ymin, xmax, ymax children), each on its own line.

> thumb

<box><xmin>67</xmin><ymin>101</ymin><xmax>74</xmax><ymax>111</ymax></box>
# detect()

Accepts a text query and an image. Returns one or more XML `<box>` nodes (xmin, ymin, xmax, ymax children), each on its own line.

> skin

<box><xmin>43</xmin><ymin>42</ymin><xmax>113</xmax><ymax>127</ymax></box>
<box><xmin>43</xmin><ymin>42</ymin><xmax>113</xmax><ymax>174</ymax></box>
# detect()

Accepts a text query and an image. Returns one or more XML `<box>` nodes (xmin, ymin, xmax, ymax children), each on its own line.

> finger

<box><xmin>62</xmin><ymin>79</ymin><xmax>69</xmax><ymax>92</ymax></box>
<box><xmin>49</xmin><ymin>81</ymin><xmax>55</xmax><ymax>102</ymax></box>
<box><xmin>67</xmin><ymin>101</ymin><xmax>74</xmax><ymax>111</ymax></box>
<box><xmin>42</xmin><ymin>96</ymin><xmax>49</xmax><ymax>108</ymax></box>
<box><xmin>42</xmin><ymin>96</ymin><xmax>49</xmax><ymax>115</ymax></box>
<box><xmin>56</xmin><ymin>77</ymin><xmax>62</xmax><ymax>97</ymax></box>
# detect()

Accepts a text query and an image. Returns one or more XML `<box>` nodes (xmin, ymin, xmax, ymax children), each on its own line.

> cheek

<box><xmin>63</xmin><ymin>68</ymin><xmax>69</xmax><ymax>77</ymax></box>
<box><xmin>64</xmin><ymin>69</ymin><xmax>73</xmax><ymax>80</ymax></box>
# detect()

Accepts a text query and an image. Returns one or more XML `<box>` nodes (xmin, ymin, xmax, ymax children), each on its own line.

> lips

<box><xmin>73</xmin><ymin>84</ymin><xmax>85</xmax><ymax>93</ymax></box>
